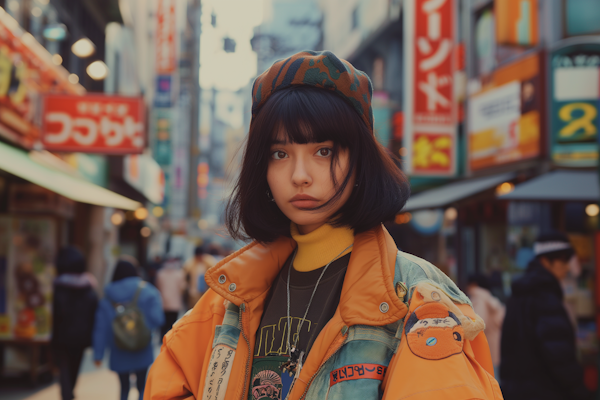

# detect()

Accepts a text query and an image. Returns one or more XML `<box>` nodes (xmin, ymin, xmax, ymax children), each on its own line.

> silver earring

<box><xmin>266</xmin><ymin>189</ymin><xmax>275</xmax><ymax>202</ymax></box>
<box><xmin>355</xmin><ymin>183</ymin><xmax>359</xmax><ymax>187</ymax></box>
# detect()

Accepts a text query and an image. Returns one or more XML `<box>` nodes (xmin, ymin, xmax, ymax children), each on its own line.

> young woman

<box><xmin>146</xmin><ymin>51</ymin><xmax>502</xmax><ymax>400</ymax></box>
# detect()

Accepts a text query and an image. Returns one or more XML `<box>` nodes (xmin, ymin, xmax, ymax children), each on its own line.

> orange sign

<box><xmin>0</xmin><ymin>12</ymin><xmax>83</xmax><ymax>148</ymax></box>
<box><xmin>496</xmin><ymin>0</ymin><xmax>539</xmax><ymax>46</ymax></box>
<box><xmin>468</xmin><ymin>53</ymin><xmax>542</xmax><ymax>171</ymax></box>
<box><xmin>413</xmin><ymin>133</ymin><xmax>454</xmax><ymax>174</ymax></box>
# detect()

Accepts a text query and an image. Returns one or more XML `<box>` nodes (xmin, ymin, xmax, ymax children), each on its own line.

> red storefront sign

<box><xmin>404</xmin><ymin>0</ymin><xmax>457</xmax><ymax>176</ymax></box>
<box><xmin>41</xmin><ymin>94</ymin><xmax>145</xmax><ymax>154</ymax></box>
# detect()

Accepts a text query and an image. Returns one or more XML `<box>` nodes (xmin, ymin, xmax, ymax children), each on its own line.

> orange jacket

<box><xmin>145</xmin><ymin>226</ymin><xmax>503</xmax><ymax>399</ymax></box>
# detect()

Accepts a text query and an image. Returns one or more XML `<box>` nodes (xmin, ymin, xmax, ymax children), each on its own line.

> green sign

<box><xmin>550</xmin><ymin>43</ymin><xmax>600</xmax><ymax>167</ymax></box>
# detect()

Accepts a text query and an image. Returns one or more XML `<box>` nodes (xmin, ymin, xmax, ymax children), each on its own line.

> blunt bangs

<box><xmin>226</xmin><ymin>85</ymin><xmax>410</xmax><ymax>243</ymax></box>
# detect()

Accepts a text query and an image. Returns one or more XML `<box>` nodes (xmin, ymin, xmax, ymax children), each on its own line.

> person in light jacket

<box><xmin>93</xmin><ymin>257</ymin><xmax>164</xmax><ymax>400</ymax></box>
<box><xmin>467</xmin><ymin>273</ymin><xmax>505</xmax><ymax>378</ymax></box>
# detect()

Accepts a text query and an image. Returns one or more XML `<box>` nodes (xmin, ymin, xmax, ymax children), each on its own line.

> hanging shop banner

<box><xmin>0</xmin><ymin>11</ymin><xmax>83</xmax><ymax>149</ymax></box>
<box><xmin>403</xmin><ymin>0</ymin><xmax>457</xmax><ymax>176</ymax></box>
<box><xmin>156</xmin><ymin>0</ymin><xmax>177</xmax><ymax>74</ymax></box>
<box><xmin>495</xmin><ymin>0</ymin><xmax>539</xmax><ymax>47</ymax></box>
<box><xmin>550</xmin><ymin>42</ymin><xmax>600</xmax><ymax>167</ymax></box>
<box><xmin>41</xmin><ymin>94</ymin><xmax>145</xmax><ymax>154</ymax></box>
<box><xmin>124</xmin><ymin>154</ymin><xmax>165</xmax><ymax>204</ymax></box>
<box><xmin>468</xmin><ymin>52</ymin><xmax>542</xmax><ymax>171</ymax></box>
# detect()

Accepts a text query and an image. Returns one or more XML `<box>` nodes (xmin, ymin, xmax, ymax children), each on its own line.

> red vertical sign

<box><xmin>404</xmin><ymin>0</ymin><xmax>457</xmax><ymax>176</ymax></box>
<box><xmin>156</xmin><ymin>0</ymin><xmax>177</xmax><ymax>74</ymax></box>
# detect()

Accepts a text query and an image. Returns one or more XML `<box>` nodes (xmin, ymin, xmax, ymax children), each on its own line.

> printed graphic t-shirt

<box><xmin>248</xmin><ymin>252</ymin><xmax>351</xmax><ymax>400</ymax></box>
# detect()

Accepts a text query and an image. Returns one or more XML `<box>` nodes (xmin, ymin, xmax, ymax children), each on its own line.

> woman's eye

<box><xmin>272</xmin><ymin>151</ymin><xmax>287</xmax><ymax>160</ymax></box>
<box><xmin>317</xmin><ymin>148</ymin><xmax>332</xmax><ymax>157</ymax></box>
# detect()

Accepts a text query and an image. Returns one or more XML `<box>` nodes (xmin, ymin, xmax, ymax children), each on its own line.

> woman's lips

<box><xmin>290</xmin><ymin>194</ymin><xmax>319</xmax><ymax>208</ymax></box>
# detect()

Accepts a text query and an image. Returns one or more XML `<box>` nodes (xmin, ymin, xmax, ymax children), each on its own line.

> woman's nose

<box><xmin>291</xmin><ymin>158</ymin><xmax>312</xmax><ymax>187</ymax></box>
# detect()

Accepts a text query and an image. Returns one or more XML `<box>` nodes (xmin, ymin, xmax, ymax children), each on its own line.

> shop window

<box><xmin>565</xmin><ymin>0</ymin><xmax>600</xmax><ymax>36</ymax></box>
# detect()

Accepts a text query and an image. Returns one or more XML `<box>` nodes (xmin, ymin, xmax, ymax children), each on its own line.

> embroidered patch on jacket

<box><xmin>404</xmin><ymin>302</ymin><xmax>464</xmax><ymax>360</ymax></box>
<box><xmin>329</xmin><ymin>364</ymin><xmax>387</xmax><ymax>387</ymax></box>
<box><xmin>201</xmin><ymin>344</ymin><xmax>236</xmax><ymax>400</ymax></box>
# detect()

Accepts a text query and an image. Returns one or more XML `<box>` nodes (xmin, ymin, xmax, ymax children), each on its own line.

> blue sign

<box><xmin>154</xmin><ymin>75</ymin><xmax>173</xmax><ymax>107</ymax></box>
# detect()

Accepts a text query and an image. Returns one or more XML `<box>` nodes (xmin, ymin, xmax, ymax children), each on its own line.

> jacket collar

<box><xmin>205</xmin><ymin>225</ymin><xmax>405</xmax><ymax>326</ymax></box>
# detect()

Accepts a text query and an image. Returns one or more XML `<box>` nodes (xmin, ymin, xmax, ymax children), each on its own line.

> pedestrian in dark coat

<box><xmin>501</xmin><ymin>232</ymin><xmax>592</xmax><ymax>400</ymax></box>
<box><xmin>51</xmin><ymin>246</ymin><xmax>98</xmax><ymax>400</ymax></box>
<box><xmin>93</xmin><ymin>257</ymin><xmax>164</xmax><ymax>400</ymax></box>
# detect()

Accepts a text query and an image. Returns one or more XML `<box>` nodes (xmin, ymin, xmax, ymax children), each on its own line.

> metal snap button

<box><xmin>379</xmin><ymin>302</ymin><xmax>389</xmax><ymax>313</ymax></box>
<box><xmin>341</xmin><ymin>325</ymin><xmax>349</xmax><ymax>335</ymax></box>
<box><xmin>218</xmin><ymin>274</ymin><xmax>226</xmax><ymax>284</ymax></box>
<box><xmin>431</xmin><ymin>291</ymin><xmax>441</xmax><ymax>302</ymax></box>
<box><xmin>228</xmin><ymin>283</ymin><xmax>236</xmax><ymax>292</ymax></box>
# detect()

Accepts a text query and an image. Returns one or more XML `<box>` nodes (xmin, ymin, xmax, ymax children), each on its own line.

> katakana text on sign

<box><xmin>414</xmin><ymin>0</ymin><xmax>454</xmax><ymax>125</ymax></box>
<box><xmin>42</xmin><ymin>94</ymin><xmax>145</xmax><ymax>154</ymax></box>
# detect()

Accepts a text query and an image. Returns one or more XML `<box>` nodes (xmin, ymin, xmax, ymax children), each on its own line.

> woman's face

<box><xmin>267</xmin><ymin>131</ymin><xmax>354</xmax><ymax>234</ymax></box>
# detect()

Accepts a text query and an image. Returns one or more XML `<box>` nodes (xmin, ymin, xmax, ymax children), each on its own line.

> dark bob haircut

<box><xmin>226</xmin><ymin>86</ymin><xmax>410</xmax><ymax>243</ymax></box>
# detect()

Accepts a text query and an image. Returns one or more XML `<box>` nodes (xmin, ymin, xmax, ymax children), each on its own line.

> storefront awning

<box><xmin>0</xmin><ymin>141</ymin><xmax>141</xmax><ymax>210</ymax></box>
<box><xmin>498</xmin><ymin>170</ymin><xmax>599</xmax><ymax>201</ymax></box>
<box><xmin>403</xmin><ymin>172</ymin><xmax>515</xmax><ymax>212</ymax></box>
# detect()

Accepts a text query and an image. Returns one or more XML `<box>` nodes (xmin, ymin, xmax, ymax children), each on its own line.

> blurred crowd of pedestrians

<box><xmin>50</xmin><ymin>242</ymin><xmax>230</xmax><ymax>400</ymax></box>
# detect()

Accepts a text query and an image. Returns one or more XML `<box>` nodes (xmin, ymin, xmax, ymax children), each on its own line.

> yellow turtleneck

<box><xmin>290</xmin><ymin>223</ymin><xmax>354</xmax><ymax>272</ymax></box>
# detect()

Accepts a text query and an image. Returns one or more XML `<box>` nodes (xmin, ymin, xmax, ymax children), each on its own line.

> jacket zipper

<box><xmin>298</xmin><ymin>334</ymin><xmax>346</xmax><ymax>400</ymax></box>
<box><xmin>239</xmin><ymin>303</ymin><xmax>251</xmax><ymax>400</ymax></box>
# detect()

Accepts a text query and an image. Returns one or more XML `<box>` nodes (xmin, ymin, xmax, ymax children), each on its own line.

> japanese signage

<box><xmin>495</xmin><ymin>0</ymin><xmax>539</xmax><ymax>47</ymax></box>
<box><xmin>468</xmin><ymin>52</ymin><xmax>542</xmax><ymax>171</ymax></box>
<box><xmin>403</xmin><ymin>0</ymin><xmax>457</xmax><ymax>176</ymax></box>
<box><xmin>41</xmin><ymin>94</ymin><xmax>145</xmax><ymax>154</ymax></box>
<box><xmin>550</xmin><ymin>43</ymin><xmax>600</xmax><ymax>167</ymax></box>
<box><xmin>156</xmin><ymin>0</ymin><xmax>177</xmax><ymax>74</ymax></box>
<box><xmin>0</xmin><ymin>11</ymin><xmax>83</xmax><ymax>149</ymax></box>
<box><xmin>124</xmin><ymin>154</ymin><xmax>165</xmax><ymax>204</ymax></box>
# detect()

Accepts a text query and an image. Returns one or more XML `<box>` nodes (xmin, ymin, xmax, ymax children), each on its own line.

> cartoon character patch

<box><xmin>404</xmin><ymin>302</ymin><xmax>464</xmax><ymax>360</ymax></box>
<box><xmin>251</xmin><ymin>370</ymin><xmax>282</xmax><ymax>400</ymax></box>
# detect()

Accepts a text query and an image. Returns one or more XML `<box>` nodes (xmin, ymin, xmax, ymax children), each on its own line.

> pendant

<box><xmin>280</xmin><ymin>346</ymin><xmax>303</xmax><ymax>377</ymax></box>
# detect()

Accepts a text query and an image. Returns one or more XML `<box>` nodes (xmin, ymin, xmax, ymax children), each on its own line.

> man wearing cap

<box><xmin>501</xmin><ymin>232</ymin><xmax>592</xmax><ymax>400</ymax></box>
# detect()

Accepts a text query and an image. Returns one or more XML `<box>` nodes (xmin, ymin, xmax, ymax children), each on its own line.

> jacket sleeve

<box><xmin>145</xmin><ymin>341</ymin><xmax>195</xmax><ymax>400</ymax></box>
<box><xmin>145</xmin><ymin>285</ymin><xmax>166</xmax><ymax>329</ymax></box>
<box><xmin>145</xmin><ymin>290</ymin><xmax>226</xmax><ymax>400</ymax></box>
<box><xmin>533</xmin><ymin>294</ymin><xmax>591</xmax><ymax>399</ymax></box>
<box><xmin>92</xmin><ymin>299</ymin><xmax>110</xmax><ymax>362</ymax></box>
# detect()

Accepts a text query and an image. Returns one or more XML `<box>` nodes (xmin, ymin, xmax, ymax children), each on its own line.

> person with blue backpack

<box><xmin>93</xmin><ymin>256</ymin><xmax>164</xmax><ymax>400</ymax></box>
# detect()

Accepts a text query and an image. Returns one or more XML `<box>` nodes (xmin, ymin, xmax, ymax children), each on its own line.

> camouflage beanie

<box><xmin>251</xmin><ymin>50</ymin><xmax>374</xmax><ymax>134</ymax></box>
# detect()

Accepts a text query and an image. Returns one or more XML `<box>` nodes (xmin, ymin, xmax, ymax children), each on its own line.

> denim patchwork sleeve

<box><xmin>396</xmin><ymin>251</ymin><xmax>471</xmax><ymax>306</ymax></box>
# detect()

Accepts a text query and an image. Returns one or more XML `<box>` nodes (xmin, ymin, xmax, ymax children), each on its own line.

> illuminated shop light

<box><xmin>134</xmin><ymin>207</ymin><xmax>148</xmax><ymax>220</ymax></box>
<box><xmin>71</xmin><ymin>38</ymin><xmax>95</xmax><ymax>58</ymax></box>
<box><xmin>51</xmin><ymin>54</ymin><xmax>62</xmax><ymax>65</ymax></box>
<box><xmin>68</xmin><ymin>73</ymin><xmax>79</xmax><ymax>84</ymax></box>
<box><xmin>586</xmin><ymin>204</ymin><xmax>599</xmax><ymax>217</ymax></box>
<box><xmin>445</xmin><ymin>207</ymin><xmax>457</xmax><ymax>220</ymax></box>
<box><xmin>140</xmin><ymin>227</ymin><xmax>151</xmax><ymax>237</ymax></box>
<box><xmin>111</xmin><ymin>212</ymin><xmax>124</xmax><ymax>226</ymax></box>
<box><xmin>152</xmin><ymin>206</ymin><xmax>164</xmax><ymax>217</ymax></box>
<box><xmin>86</xmin><ymin>60</ymin><xmax>108</xmax><ymax>80</ymax></box>
<box><xmin>495</xmin><ymin>182</ymin><xmax>514</xmax><ymax>196</ymax></box>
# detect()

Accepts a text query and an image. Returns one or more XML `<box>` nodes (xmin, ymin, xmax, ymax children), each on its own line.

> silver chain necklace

<box><xmin>280</xmin><ymin>243</ymin><xmax>353</xmax><ymax>378</ymax></box>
